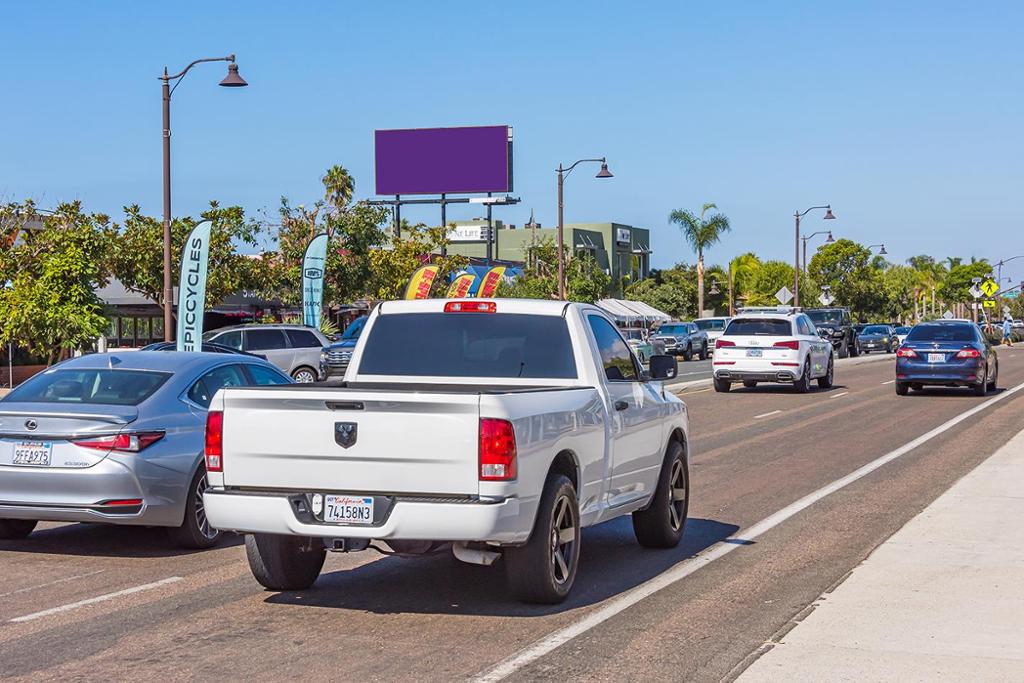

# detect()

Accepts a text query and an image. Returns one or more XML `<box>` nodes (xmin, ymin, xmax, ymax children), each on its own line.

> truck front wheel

<box><xmin>632</xmin><ymin>441</ymin><xmax>688</xmax><ymax>548</ymax></box>
<box><xmin>504</xmin><ymin>474</ymin><xmax>580</xmax><ymax>604</ymax></box>
<box><xmin>245</xmin><ymin>533</ymin><xmax>326</xmax><ymax>591</ymax></box>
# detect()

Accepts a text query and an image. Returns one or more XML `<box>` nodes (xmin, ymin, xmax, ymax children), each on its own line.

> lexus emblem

<box><xmin>25</xmin><ymin>419</ymin><xmax>37</xmax><ymax>431</ymax></box>
<box><xmin>335</xmin><ymin>422</ymin><xmax>357</xmax><ymax>449</ymax></box>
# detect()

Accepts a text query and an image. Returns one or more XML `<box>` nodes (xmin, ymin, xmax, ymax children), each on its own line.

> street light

<box><xmin>793</xmin><ymin>205</ymin><xmax>834</xmax><ymax>307</ymax></box>
<box><xmin>801</xmin><ymin>230</ymin><xmax>834</xmax><ymax>275</ymax></box>
<box><xmin>556</xmin><ymin>158</ymin><xmax>613</xmax><ymax>299</ymax></box>
<box><xmin>868</xmin><ymin>243</ymin><xmax>888</xmax><ymax>256</ymax></box>
<box><xmin>159</xmin><ymin>54</ymin><xmax>247</xmax><ymax>341</ymax></box>
<box><xmin>994</xmin><ymin>255</ymin><xmax>1024</xmax><ymax>299</ymax></box>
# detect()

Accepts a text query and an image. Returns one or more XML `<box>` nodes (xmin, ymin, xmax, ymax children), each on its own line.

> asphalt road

<box><xmin>2</xmin><ymin>349</ymin><xmax>1023</xmax><ymax>682</ymax></box>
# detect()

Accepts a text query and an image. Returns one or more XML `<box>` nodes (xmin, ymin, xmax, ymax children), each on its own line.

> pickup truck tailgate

<box><xmin>219</xmin><ymin>388</ymin><xmax>480</xmax><ymax>495</ymax></box>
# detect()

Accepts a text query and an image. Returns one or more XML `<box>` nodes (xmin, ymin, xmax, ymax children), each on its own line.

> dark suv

<box><xmin>805</xmin><ymin>308</ymin><xmax>860</xmax><ymax>358</ymax></box>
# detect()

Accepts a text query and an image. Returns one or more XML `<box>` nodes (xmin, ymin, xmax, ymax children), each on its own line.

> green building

<box><xmin>442</xmin><ymin>220</ymin><xmax>652</xmax><ymax>295</ymax></box>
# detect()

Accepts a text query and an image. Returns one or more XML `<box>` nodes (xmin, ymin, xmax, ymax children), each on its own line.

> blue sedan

<box><xmin>0</xmin><ymin>351</ymin><xmax>292</xmax><ymax>547</ymax></box>
<box><xmin>895</xmin><ymin>321</ymin><xmax>998</xmax><ymax>396</ymax></box>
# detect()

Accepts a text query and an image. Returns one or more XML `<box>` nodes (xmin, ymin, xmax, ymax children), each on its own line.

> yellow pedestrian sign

<box><xmin>981</xmin><ymin>279</ymin><xmax>999</xmax><ymax>297</ymax></box>
<box><xmin>983</xmin><ymin>299</ymin><xmax>996</xmax><ymax>309</ymax></box>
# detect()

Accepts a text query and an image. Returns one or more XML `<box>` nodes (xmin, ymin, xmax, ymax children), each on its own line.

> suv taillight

<box><xmin>205</xmin><ymin>411</ymin><xmax>224</xmax><ymax>472</ymax></box>
<box><xmin>479</xmin><ymin>418</ymin><xmax>517</xmax><ymax>481</ymax></box>
<box><xmin>715</xmin><ymin>339</ymin><xmax>736</xmax><ymax>349</ymax></box>
<box><xmin>772</xmin><ymin>340</ymin><xmax>800</xmax><ymax>350</ymax></box>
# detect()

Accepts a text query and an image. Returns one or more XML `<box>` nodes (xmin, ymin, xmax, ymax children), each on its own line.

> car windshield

<box><xmin>906</xmin><ymin>324</ymin><xmax>977</xmax><ymax>343</ymax></box>
<box><xmin>725</xmin><ymin>318</ymin><xmax>793</xmax><ymax>336</ymax></box>
<box><xmin>358</xmin><ymin>313</ymin><xmax>578</xmax><ymax>379</ymax></box>
<box><xmin>806</xmin><ymin>310</ymin><xmax>842</xmax><ymax>325</ymax></box>
<box><xmin>862</xmin><ymin>326</ymin><xmax>889</xmax><ymax>334</ymax></box>
<box><xmin>623</xmin><ymin>329</ymin><xmax>646</xmax><ymax>340</ymax></box>
<box><xmin>658</xmin><ymin>324</ymin><xmax>687</xmax><ymax>335</ymax></box>
<box><xmin>5</xmin><ymin>369</ymin><xmax>170</xmax><ymax>406</ymax></box>
<box><xmin>895</xmin><ymin>327</ymin><xmax>911</xmax><ymax>334</ymax></box>
<box><xmin>694</xmin><ymin>319</ymin><xmax>726</xmax><ymax>331</ymax></box>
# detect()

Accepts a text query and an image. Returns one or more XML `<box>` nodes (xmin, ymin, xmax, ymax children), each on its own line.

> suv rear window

<box><xmin>358</xmin><ymin>313</ymin><xmax>578</xmax><ymax>379</ymax></box>
<box><xmin>906</xmin><ymin>324</ymin><xmax>977</xmax><ymax>343</ymax></box>
<box><xmin>6</xmin><ymin>369</ymin><xmax>170</xmax><ymax>406</ymax></box>
<box><xmin>725</xmin><ymin>318</ymin><xmax>793</xmax><ymax>336</ymax></box>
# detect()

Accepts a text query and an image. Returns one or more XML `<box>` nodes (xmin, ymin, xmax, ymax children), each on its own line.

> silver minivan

<box><xmin>202</xmin><ymin>325</ymin><xmax>329</xmax><ymax>382</ymax></box>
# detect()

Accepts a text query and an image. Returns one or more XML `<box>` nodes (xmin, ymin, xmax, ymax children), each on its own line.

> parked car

<box><xmin>320</xmin><ymin>316</ymin><xmax>368</xmax><ymax>380</ymax></box>
<box><xmin>202</xmin><ymin>324</ymin><xmax>329</xmax><ymax>383</ymax></box>
<box><xmin>622</xmin><ymin>328</ymin><xmax>656</xmax><ymax>363</ymax></box>
<box><xmin>0</xmin><ymin>351</ymin><xmax>292</xmax><ymax>546</ymax></box>
<box><xmin>693</xmin><ymin>317</ymin><xmax>730</xmax><ymax>350</ymax></box>
<box><xmin>806</xmin><ymin>307</ymin><xmax>860</xmax><ymax>358</ymax></box>
<box><xmin>140</xmin><ymin>341</ymin><xmax>264</xmax><ymax>358</ymax></box>
<box><xmin>895</xmin><ymin>321</ymin><xmax>998</xmax><ymax>396</ymax></box>
<box><xmin>712</xmin><ymin>310</ymin><xmax>834</xmax><ymax>392</ymax></box>
<box><xmin>653</xmin><ymin>321</ymin><xmax>709</xmax><ymax>361</ymax></box>
<box><xmin>204</xmin><ymin>299</ymin><xmax>687</xmax><ymax>604</ymax></box>
<box><xmin>857</xmin><ymin>325</ymin><xmax>898</xmax><ymax>354</ymax></box>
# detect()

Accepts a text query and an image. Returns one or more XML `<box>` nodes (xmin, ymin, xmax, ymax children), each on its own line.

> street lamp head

<box><xmin>825</xmin><ymin>231</ymin><xmax>835</xmax><ymax>244</ymax></box>
<box><xmin>709</xmin><ymin>281</ymin><xmax>720</xmax><ymax>295</ymax></box>
<box><xmin>878</xmin><ymin>244</ymin><xmax>888</xmax><ymax>256</ymax></box>
<box><xmin>823</xmin><ymin>207</ymin><xmax>836</xmax><ymax>220</ymax></box>
<box><xmin>219</xmin><ymin>62</ymin><xmax>248</xmax><ymax>87</ymax></box>
<box><xmin>595</xmin><ymin>162</ymin><xmax>613</xmax><ymax>179</ymax></box>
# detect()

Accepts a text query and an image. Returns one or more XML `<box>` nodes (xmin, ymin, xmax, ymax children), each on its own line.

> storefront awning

<box><xmin>595</xmin><ymin>299</ymin><xmax>672</xmax><ymax>323</ymax></box>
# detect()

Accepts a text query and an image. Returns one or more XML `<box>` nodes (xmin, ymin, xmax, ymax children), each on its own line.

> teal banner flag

<box><xmin>175</xmin><ymin>221</ymin><xmax>212</xmax><ymax>352</ymax></box>
<box><xmin>302</xmin><ymin>233</ymin><xmax>329</xmax><ymax>329</ymax></box>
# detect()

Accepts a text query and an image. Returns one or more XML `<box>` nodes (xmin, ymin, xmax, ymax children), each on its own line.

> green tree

<box><xmin>498</xmin><ymin>238</ymin><xmax>611</xmax><ymax>303</ymax></box>
<box><xmin>322</xmin><ymin>164</ymin><xmax>355</xmax><ymax>216</ymax></box>
<box><xmin>0</xmin><ymin>202</ymin><xmax>115</xmax><ymax>364</ymax></box>
<box><xmin>938</xmin><ymin>261</ymin><xmax>992</xmax><ymax>307</ymax></box>
<box><xmin>746</xmin><ymin>260</ymin><xmax>798</xmax><ymax>306</ymax></box>
<box><xmin>366</xmin><ymin>223</ymin><xmax>467</xmax><ymax>301</ymax></box>
<box><xmin>111</xmin><ymin>201</ymin><xmax>265</xmax><ymax>311</ymax></box>
<box><xmin>668</xmin><ymin>203</ymin><xmax>731</xmax><ymax>315</ymax></box>
<box><xmin>727</xmin><ymin>252</ymin><xmax>761</xmax><ymax>314</ymax></box>
<box><xmin>808</xmin><ymin>239</ymin><xmax>884</xmax><ymax>317</ymax></box>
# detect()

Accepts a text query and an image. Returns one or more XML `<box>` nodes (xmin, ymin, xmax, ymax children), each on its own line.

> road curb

<box><xmin>668</xmin><ymin>351</ymin><xmax>892</xmax><ymax>394</ymax></box>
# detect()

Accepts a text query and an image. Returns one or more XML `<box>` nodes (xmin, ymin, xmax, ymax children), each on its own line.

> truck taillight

<box><xmin>445</xmin><ymin>301</ymin><xmax>497</xmax><ymax>313</ymax></box>
<box><xmin>715</xmin><ymin>339</ymin><xmax>736</xmax><ymax>349</ymax></box>
<box><xmin>205</xmin><ymin>411</ymin><xmax>224</xmax><ymax>472</ymax></box>
<box><xmin>479</xmin><ymin>418</ymin><xmax>517</xmax><ymax>481</ymax></box>
<box><xmin>772</xmin><ymin>340</ymin><xmax>800</xmax><ymax>350</ymax></box>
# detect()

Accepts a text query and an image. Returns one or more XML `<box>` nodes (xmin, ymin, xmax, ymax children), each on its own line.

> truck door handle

<box><xmin>614</xmin><ymin>400</ymin><xmax>629</xmax><ymax>411</ymax></box>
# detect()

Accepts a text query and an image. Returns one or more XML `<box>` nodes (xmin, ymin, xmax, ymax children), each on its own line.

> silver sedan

<box><xmin>0</xmin><ymin>351</ymin><xmax>292</xmax><ymax>548</ymax></box>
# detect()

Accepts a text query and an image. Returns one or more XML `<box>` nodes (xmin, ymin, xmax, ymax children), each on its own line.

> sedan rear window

<box><xmin>5</xmin><ymin>369</ymin><xmax>170</xmax><ymax>406</ymax></box>
<box><xmin>358</xmin><ymin>313</ymin><xmax>577</xmax><ymax>379</ymax></box>
<box><xmin>724</xmin><ymin>318</ymin><xmax>793</xmax><ymax>336</ymax></box>
<box><xmin>906</xmin><ymin>324</ymin><xmax>977</xmax><ymax>343</ymax></box>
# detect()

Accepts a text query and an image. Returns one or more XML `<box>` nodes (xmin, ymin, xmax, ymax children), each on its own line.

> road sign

<box><xmin>1004</xmin><ymin>306</ymin><xmax>1012</xmax><ymax>316</ymax></box>
<box><xmin>818</xmin><ymin>292</ymin><xmax>835</xmax><ymax>306</ymax></box>
<box><xmin>981</xmin><ymin>279</ymin><xmax>999</xmax><ymax>297</ymax></box>
<box><xmin>983</xmin><ymin>299</ymin><xmax>996</xmax><ymax>309</ymax></box>
<box><xmin>775</xmin><ymin>286</ymin><xmax>793</xmax><ymax>304</ymax></box>
<box><xmin>969</xmin><ymin>284</ymin><xmax>983</xmax><ymax>299</ymax></box>
<box><xmin>942</xmin><ymin>310</ymin><xmax>954</xmax><ymax>319</ymax></box>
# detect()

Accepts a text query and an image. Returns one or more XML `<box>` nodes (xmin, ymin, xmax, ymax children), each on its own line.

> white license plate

<box><xmin>12</xmin><ymin>441</ymin><xmax>52</xmax><ymax>466</ymax></box>
<box><xmin>927</xmin><ymin>353</ymin><xmax>945</xmax><ymax>363</ymax></box>
<box><xmin>746</xmin><ymin>349</ymin><xmax>763</xmax><ymax>357</ymax></box>
<box><xmin>323</xmin><ymin>495</ymin><xmax>374</xmax><ymax>524</ymax></box>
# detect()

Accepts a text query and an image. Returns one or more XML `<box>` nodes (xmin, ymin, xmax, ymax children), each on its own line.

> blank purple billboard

<box><xmin>374</xmin><ymin>125</ymin><xmax>512</xmax><ymax>196</ymax></box>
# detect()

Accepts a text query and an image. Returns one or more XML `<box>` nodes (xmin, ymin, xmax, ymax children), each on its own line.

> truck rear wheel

<box><xmin>632</xmin><ymin>441</ymin><xmax>688</xmax><ymax>548</ymax></box>
<box><xmin>504</xmin><ymin>474</ymin><xmax>580</xmax><ymax>604</ymax></box>
<box><xmin>245</xmin><ymin>533</ymin><xmax>326</xmax><ymax>591</ymax></box>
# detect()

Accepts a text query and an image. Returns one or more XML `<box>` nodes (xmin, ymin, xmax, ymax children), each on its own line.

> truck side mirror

<box><xmin>648</xmin><ymin>354</ymin><xmax>677</xmax><ymax>381</ymax></box>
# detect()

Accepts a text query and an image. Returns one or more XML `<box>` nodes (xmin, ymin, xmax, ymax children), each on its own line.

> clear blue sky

<box><xmin>2</xmin><ymin>1</ymin><xmax>1022</xmax><ymax>282</ymax></box>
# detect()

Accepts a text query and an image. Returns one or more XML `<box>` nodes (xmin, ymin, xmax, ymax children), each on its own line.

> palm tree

<box><xmin>322</xmin><ymin>165</ymin><xmax>354</xmax><ymax>213</ymax></box>
<box><xmin>728</xmin><ymin>252</ymin><xmax>761</xmax><ymax>316</ymax></box>
<box><xmin>669</xmin><ymin>203</ymin><xmax>731</xmax><ymax>315</ymax></box>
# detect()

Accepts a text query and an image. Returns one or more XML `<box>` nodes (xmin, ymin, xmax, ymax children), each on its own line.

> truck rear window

<box><xmin>357</xmin><ymin>313</ymin><xmax>578</xmax><ymax>379</ymax></box>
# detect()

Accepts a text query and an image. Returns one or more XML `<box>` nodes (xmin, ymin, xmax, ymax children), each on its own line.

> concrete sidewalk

<box><xmin>739</xmin><ymin>427</ymin><xmax>1024</xmax><ymax>682</ymax></box>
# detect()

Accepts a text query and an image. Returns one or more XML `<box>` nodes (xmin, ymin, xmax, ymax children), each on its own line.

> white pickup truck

<box><xmin>203</xmin><ymin>299</ymin><xmax>689</xmax><ymax>603</ymax></box>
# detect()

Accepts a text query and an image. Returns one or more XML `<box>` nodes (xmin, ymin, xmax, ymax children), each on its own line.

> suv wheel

<box><xmin>292</xmin><ymin>367</ymin><xmax>318</xmax><ymax>383</ymax></box>
<box><xmin>817</xmin><ymin>354</ymin><xmax>834</xmax><ymax>388</ymax></box>
<box><xmin>795</xmin><ymin>359</ymin><xmax>812</xmax><ymax>393</ymax></box>
<box><xmin>713</xmin><ymin>377</ymin><xmax>731</xmax><ymax>393</ymax></box>
<box><xmin>838</xmin><ymin>340</ymin><xmax>850</xmax><ymax>359</ymax></box>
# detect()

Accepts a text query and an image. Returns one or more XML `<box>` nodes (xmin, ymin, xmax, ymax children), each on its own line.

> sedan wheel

<box><xmin>169</xmin><ymin>469</ymin><xmax>223</xmax><ymax>549</ymax></box>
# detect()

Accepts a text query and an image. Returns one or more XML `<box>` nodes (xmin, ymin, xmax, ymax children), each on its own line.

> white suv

<box><xmin>712</xmin><ymin>311</ymin><xmax>834</xmax><ymax>392</ymax></box>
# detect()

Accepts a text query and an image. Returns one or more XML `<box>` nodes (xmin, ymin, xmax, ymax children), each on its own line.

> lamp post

<box><xmin>801</xmin><ymin>230</ymin><xmax>834</xmax><ymax>275</ymax></box>
<box><xmin>867</xmin><ymin>243</ymin><xmax>888</xmax><ymax>255</ymax></box>
<box><xmin>794</xmin><ymin>205</ymin><xmax>835</xmax><ymax>307</ymax></box>
<box><xmin>159</xmin><ymin>55</ymin><xmax>247</xmax><ymax>341</ymax></box>
<box><xmin>557</xmin><ymin>158</ymin><xmax>613</xmax><ymax>299</ymax></box>
<box><xmin>994</xmin><ymin>255</ymin><xmax>1024</xmax><ymax>302</ymax></box>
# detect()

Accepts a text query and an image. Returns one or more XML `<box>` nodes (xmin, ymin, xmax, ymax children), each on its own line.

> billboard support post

<box><xmin>394</xmin><ymin>195</ymin><xmax>401</xmax><ymax>237</ymax></box>
<box><xmin>486</xmin><ymin>192</ymin><xmax>493</xmax><ymax>263</ymax></box>
<box><xmin>440</xmin><ymin>194</ymin><xmax>447</xmax><ymax>257</ymax></box>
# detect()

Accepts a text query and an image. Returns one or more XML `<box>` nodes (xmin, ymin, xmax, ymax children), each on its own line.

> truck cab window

<box><xmin>587</xmin><ymin>316</ymin><xmax>639</xmax><ymax>382</ymax></box>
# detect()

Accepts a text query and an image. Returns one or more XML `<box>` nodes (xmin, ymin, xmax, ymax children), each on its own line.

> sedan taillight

<box><xmin>955</xmin><ymin>348</ymin><xmax>982</xmax><ymax>359</ymax></box>
<box><xmin>72</xmin><ymin>432</ymin><xmax>164</xmax><ymax>453</ymax></box>
<box><xmin>896</xmin><ymin>347</ymin><xmax>918</xmax><ymax>358</ymax></box>
<box><xmin>205</xmin><ymin>411</ymin><xmax>224</xmax><ymax>472</ymax></box>
<box><xmin>479</xmin><ymin>418</ymin><xmax>517</xmax><ymax>481</ymax></box>
<box><xmin>715</xmin><ymin>339</ymin><xmax>736</xmax><ymax>349</ymax></box>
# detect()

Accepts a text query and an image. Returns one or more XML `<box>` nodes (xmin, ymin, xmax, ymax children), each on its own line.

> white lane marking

<box><xmin>881</xmin><ymin>380</ymin><xmax>895</xmax><ymax>385</ymax></box>
<box><xmin>754</xmin><ymin>410</ymin><xmax>782</xmax><ymax>419</ymax></box>
<box><xmin>829</xmin><ymin>391</ymin><xmax>849</xmax><ymax>398</ymax></box>
<box><xmin>9</xmin><ymin>577</ymin><xmax>183</xmax><ymax>623</ymax></box>
<box><xmin>472</xmin><ymin>381</ymin><xmax>1024</xmax><ymax>682</ymax></box>
<box><xmin>0</xmin><ymin>570</ymin><xmax>105</xmax><ymax>599</ymax></box>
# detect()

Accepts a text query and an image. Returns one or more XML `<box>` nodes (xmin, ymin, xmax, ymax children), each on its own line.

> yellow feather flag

<box><xmin>476</xmin><ymin>266</ymin><xmax>507</xmax><ymax>298</ymax></box>
<box><xmin>404</xmin><ymin>265</ymin><xmax>440</xmax><ymax>300</ymax></box>
<box><xmin>446</xmin><ymin>273</ymin><xmax>477</xmax><ymax>298</ymax></box>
